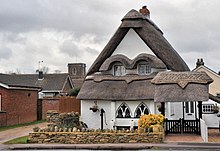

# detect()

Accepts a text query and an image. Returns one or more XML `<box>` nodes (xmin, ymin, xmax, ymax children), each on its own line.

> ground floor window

<box><xmin>202</xmin><ymin>104</ymin><xmax>218</xmax><ymax>114</ymax></box>
<box><xmin>134</xmin><ymin>102</ymin><xmax>149</xmax><ymax>118</ymax></box>
<box><xmin>116</xmin><ymin>103</ymin><xmax>131</xmax><ymax>118</ymax></box>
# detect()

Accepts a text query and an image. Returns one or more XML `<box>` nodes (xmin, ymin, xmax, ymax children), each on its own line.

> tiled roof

<box><xmin>0</xmin><ymin>73</ymin><xmax>72</xmax><ymax>91</ymax></box>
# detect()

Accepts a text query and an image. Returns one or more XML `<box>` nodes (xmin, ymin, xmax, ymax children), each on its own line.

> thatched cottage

<box><xmin>77</xmin><ymin>8</ymin><xmax>212</xmax><ymax>132</ymax></box>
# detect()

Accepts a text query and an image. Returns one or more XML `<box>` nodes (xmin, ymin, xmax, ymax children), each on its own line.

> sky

<box><xmin>0</xmin><ymin>0</ymin><xmax>219</xmax><ymax>74</ymax></box>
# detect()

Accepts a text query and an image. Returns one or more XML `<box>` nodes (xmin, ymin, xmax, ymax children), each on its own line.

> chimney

<box><xmin>38</xmin><ymin>71</ymin><xmax>43</xmax><ymax>80</ymax></box>
<box><xmin>196</xmin><ymin>58</ymin><xmax>204</xmax><ymax>68</ymax></box>
<box><xmin>139</xmin><ymin>5</ymin><xmax>150</xmax><ymax>18</ymax></box>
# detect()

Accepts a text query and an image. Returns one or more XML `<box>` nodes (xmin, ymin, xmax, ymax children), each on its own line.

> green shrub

<box><xmin>68</xmin><ymin>88</ymin><xmax>80</xmax><ymax>96</ymax></box>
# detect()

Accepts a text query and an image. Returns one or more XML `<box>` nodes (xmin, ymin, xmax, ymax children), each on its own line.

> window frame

<box><xmin>113</xmin><ymin>64</ymin><xmax>126</xmax><ymax>76</ymax></box>
<box><xmin>134</xmin><ymin>102</ymin><xmax>150</xmax><ymax>118</ymax></box>
<box><xmin>202</xmin><ymin>104</ymin><xmax>216</xmax><ymax>114</ymax></box>
<box><xmin>116</xmin><ymin>103</ymin><xmax>131</xmax><ymax>118</ymax></box>
<box><xmin>138</xmin><ymin>63</ymin><xmax>151</xmax><ymax>75</ymax></box>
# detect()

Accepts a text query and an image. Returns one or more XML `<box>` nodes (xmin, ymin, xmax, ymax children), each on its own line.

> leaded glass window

<box><xmin>114</xmin><ymin>65</ymin><xmax>126</xmax><ymax>76</ymax></box>
<box><xmin>135</xmin><ymin>103</ymin><xmax>149</xmax><ymax>118</ymax></box>
<box><xmin>116</xmin><ymin>103</ymin><xmax>131</xmax><ymax>118</ymax></box>
<box><xmin>138</xmin><ymin>64</ymin><xmax>151</xmax><ymax>75</ymax></box>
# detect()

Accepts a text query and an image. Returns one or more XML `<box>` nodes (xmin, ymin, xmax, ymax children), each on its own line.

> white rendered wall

<box><xmin>203</xmin><ymin>100</ymin><xmax>220</xmax><ymax>128</ymax></box>
<box><xmin>165</xmin><ymin>102</ymin><xmax>183</xmax><ymax>120</ymax></box>
<box><xmin>112</xmin><ymin>29</ymin><xmax>155</xmax><ymax>59</ymax></box>
<box><xmin>81</xmin><ymin>100</ymin><xmax>111</xmax><ymax>129</ymax></box>
<box><xmin>81</xmin><ymin>100</ymin><xmax>157</xmax><ymax>129</ymax></box>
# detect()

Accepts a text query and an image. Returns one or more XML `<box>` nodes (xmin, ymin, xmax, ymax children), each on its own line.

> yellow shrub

<box><xmin>138</xmin><ymin>114</ymin><xmax>164</xmax><ymax>133</ymax></box>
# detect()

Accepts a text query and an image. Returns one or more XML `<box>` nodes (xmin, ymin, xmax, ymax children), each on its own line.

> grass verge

<box><xmin>0</xmin><ymin>120</ymin><xmax>46</xmax><ymax>132</ymax></box>
<box><xmin>3</xmin><ymin>135</ymin><xmax>29</xmax><ymax>144</ymax></box>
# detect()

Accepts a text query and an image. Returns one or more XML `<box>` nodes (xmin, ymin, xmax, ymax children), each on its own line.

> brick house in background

<box><xmin>0</xmin><ymin>82</ymin><xmax>39</xmax><ymax>126</ymax></box>
<box><xmin>0</xmin><ymin>63</ymin><xmax>86</xmax><ymax>124</ymax></box>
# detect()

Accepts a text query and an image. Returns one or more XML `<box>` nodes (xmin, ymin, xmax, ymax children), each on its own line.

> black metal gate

<box><xmin>165</xmin><ymin>118</ymin><xmax>200</xmax><ymax>134</ymax></box>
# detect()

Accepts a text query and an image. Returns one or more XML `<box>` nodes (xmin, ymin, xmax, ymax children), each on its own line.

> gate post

<box><xmin>198</xmin><ymin>101</ymin><xmax>202</xmax><ymax>119</ymax></box>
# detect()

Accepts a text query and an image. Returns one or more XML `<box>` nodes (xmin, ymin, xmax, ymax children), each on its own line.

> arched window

<box><xmin>134</xmin><ymin>102</ymin><xmax>150</xmax><ymax>118</ymax></box>
<box><xmin>116</xmin><ymin>103</ymin><xmax>131</xmax><ymax>118</ymax></box>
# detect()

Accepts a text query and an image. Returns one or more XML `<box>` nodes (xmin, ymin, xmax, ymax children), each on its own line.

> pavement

<box><xmin>1</xmin><ymin>122</ymin><xmax>220</xmax><ymax>150</ymax></box>
<box><xmin>0</xmin><ymin>122</ymin><xmax>47</xmax><ymax>144</ymax></box>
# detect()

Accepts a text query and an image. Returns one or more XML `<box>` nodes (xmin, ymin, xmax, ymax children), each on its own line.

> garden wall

<box><xmin>28</xmin><ymin>132</ymin><xmax>164</xmax><ymax>144</ymax></box>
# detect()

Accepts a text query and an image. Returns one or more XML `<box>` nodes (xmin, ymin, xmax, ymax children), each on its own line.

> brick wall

<box><xmin>0</xmin><ymin>112</ymin><xmax>7</xmax><ymax>126</ymax></box>
<box><xmin>0</xmin><ymin>87</ymin><xmax>38</xmax><ymax>126</ymax></box>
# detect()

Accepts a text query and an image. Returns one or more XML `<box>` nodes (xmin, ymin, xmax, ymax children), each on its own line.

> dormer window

<box><xmin>114</xmin><ymin>64</ymin><xmax>126</xmax><ymax>76</ymax></box>
<box><xmin>138</xmin><ymin>64</ymin><xmax>151</xmax><ymax>75</ymax></box>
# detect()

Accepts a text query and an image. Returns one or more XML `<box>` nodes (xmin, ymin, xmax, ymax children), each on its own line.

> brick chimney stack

<box><xmin>139</xmin><ymin>5</ymin><xmax>150</xmax><ymax>18</ymax></box>
<box><xmin>196</xmin><ymin>58</ymin><xmax>204</xmax><ymax>68</ymax></box>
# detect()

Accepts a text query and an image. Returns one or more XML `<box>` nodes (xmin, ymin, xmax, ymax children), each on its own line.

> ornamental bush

<box><xmin>138</xmin><ymin>114</ymin><xmax>164</xmax><ymax>133</ymax></box>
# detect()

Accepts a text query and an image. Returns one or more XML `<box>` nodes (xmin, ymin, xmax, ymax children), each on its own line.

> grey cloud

<box><xmin>60</xmin><ymin>40</ymin><xmax>81</xmax><ymax>57</ymax></box>
<box><xmin>85</xmin><ymin>47</ymin><xmax>99</xmax><ymax>56</ymax></box>
<box><xmin>0</xmin><ymin>46</ymin><xmax>12</xmax><ymax>60</ymax></box>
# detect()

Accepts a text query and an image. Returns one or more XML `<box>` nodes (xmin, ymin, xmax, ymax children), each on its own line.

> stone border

<box><xmin>28</xmin><ymin>132</ymin><xmax>164</xmax><ymax>144</ymax></box>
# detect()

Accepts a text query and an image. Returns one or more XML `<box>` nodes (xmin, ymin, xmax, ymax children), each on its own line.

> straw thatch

<box><xmin>100</xmin><ymin>53</ymin><xmax>166</xmax><ymax>71</ymax></box>
<box><xmin>77</xmin><ymin>74</ymin><xmax>156</xmax><ymax>100</ymax></box>
<box><xmin>87</xmin><ymin>9</ymin><xmax>189</xmax><ymax>75</ymax></box>
<box><xmin>151</xmin><ymin>71</ymin><xmax>213</xmax><ymax>102</ymax></box>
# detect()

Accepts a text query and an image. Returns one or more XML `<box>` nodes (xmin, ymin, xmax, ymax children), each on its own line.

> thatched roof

<box><xmin>87</xmin><ymin>9</ymin><xmax>189</xmax><ymax>75</ymax></box>
<box><xmin>152</xmin><ymin>71</ymin><xmax>213</xmax><ymax>102</ymax></box>
<box><xmin>77</xmin><ymin>74</ymin><xmax>156</xmax><ymax>100</ymax></box>
<box><xmin>100</xmin><ymin>53</ymin><xmax>166</xmax><ymax>71</ymax></box>
<box><xmin>151</xmin><ymin>71</ymin><xmax>213</xmax><ymax>88</ymax></box>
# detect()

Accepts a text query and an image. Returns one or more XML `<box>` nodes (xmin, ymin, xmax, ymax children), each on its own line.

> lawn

<box><xmin>3</xmin><ymin>135</ymin><xmax>28</xmax><ymax>144</ymax></box>
<box><xmin>0</xmin><ymin>120</ymin><xmax>46</xmax><ymax>132</ymax></box>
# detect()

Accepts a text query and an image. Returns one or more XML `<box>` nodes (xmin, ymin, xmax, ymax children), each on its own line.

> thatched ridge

<box><xmin>87</xmin><ymin>9</ymin><xmax>189</xmax><ymax>75</ymax></box>
<box><xmin>100</xmin><ymin>53</ymin><xmax>166</xmax><ymax>71</ymax></box>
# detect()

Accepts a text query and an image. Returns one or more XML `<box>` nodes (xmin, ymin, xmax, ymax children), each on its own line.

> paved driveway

<box><xmin>0</xmin><ymin>122</ymin><xmax>47</xmax><ymax>144</ymax></box>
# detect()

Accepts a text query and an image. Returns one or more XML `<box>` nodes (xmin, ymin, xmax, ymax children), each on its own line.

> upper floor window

<box><xmin>138</xmin><ymin>64</ymin><xmax>151</xmax><ymax>75</ymax></box>
<box><xmin>116</xmin><ymin>103</ymin><xmax>131</xmax><ymax>118</ymax></box>
<box><xmin>114</xmin><ymin>65</ymin><xmax>126</xmax><ymax>76</ymax></box>
<box><xmin>134</xmin><ymin>102</ymin><xmax>149</xmax><ymax>118</ymax></box>
<box><xmin>72</xmin><ymin>68</ymin><xmax>77</xmax><ymax>75</ymax></box>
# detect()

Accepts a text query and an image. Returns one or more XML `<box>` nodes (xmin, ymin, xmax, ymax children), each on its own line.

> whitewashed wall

<box><xmin>200</xmin><ymin>118</ymin><xmax>208</xmax><ymax>142</ymax></box>
<box><xmin>81</xmin><ymin>100</ymin><xmax>157</xmax><ymax>129</ymax></box>
<box><xmin>113</xmin><ymin>29</ymin><xmax>155</xmax><ymax>59</ymax></box>
<box><xmin>203</xmin><ymin>100</ymin><xmax>220</xmax><ymax>128</ymax></box>
<box><xmin>81</xmin><ymin>100</ymin><xmax>111</xmax><ymax>129</ymax></box>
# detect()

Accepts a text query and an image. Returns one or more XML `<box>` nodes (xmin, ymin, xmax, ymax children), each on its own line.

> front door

<box><xmin>184</xmin><ymin>102</ymin><xmax>196</xmax><ymax>120</ymax></box>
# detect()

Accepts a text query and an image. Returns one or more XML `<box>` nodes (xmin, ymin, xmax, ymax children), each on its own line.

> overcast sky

<box><xmin>0</xmin><ymin>0</ymin><xmax>219</xmax><ymax>74</ymax></box>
